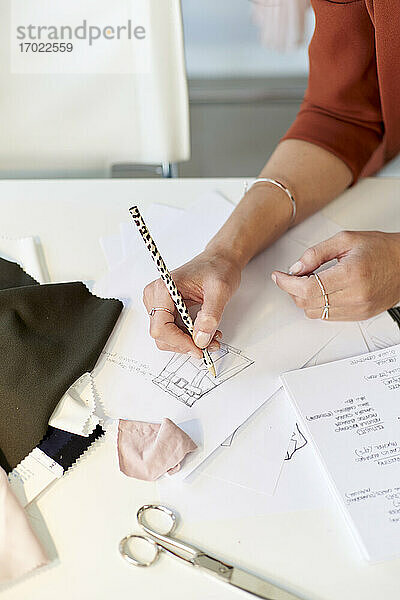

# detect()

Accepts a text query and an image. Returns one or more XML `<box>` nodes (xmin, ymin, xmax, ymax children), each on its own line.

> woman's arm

<box><xmin>143</xmin><ymin>0</ymin><xmax>385</xmax><ymax>356</ymax></box>
<box><xmin>206</xmin><ymin>138</ymin><xmax>352</xmax><ymax>271</ymax></box>
<box><xmin>143</xmin><ymin>139</ymin><xmax>352</xmax><ymax>357</ymax></box>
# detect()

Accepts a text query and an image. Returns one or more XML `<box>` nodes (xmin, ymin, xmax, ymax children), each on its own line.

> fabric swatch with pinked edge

<box><xmin>38</xmin><ymin>425</ymin><xmax>105</xmax><ymax>472</ymax></box>
<box><xmin>0</xmin><ymin>257</ymin><xmax>122</xmax><ymax>472</ymax></box>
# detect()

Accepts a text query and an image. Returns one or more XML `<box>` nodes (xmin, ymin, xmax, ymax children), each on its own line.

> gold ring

<box><xmin>313</xmin><ymin>273</ymin><xmax>330</xmax><ymax>320</ymax></box>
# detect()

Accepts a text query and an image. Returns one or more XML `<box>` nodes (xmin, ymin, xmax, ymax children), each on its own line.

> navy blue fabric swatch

<box><xmin>38</xmin><ymin>425</ymin><xmax>104</xmax><ymax>471</ymax></box>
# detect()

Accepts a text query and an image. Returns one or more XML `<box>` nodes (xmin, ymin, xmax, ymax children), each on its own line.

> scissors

<box><xmin>119</xmin><ymin>505</ymin><xmax>304</xmax><ymax>600</ymax></box>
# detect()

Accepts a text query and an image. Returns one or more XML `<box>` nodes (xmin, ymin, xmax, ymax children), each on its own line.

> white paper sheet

<box><xmin>99</xmin><ymin>204</ymin><xmax>184</xmax><ymax>270</ymax></box>
<box><xmin>100</xmin><ymin>197</ymin><xmax>341</xmax><ymax>274</ymax></box>
<box><xmin>287</xmin><ymin>211</ymin><xmax>341</xmax><ymax>248</ymax></box>
<box><xmin>99</xmin><ymin>200</ymin><xmax>296</xmax><ymax>494</ymax></box>
<box><xmin>120</xmin><ymin>203</ymin><xmax>184</xmax><ymax>261</ymax></box>
<box><xmin>92</xmin><ymin>192</ymin><xmax>343</xmax><ymax>479</ymax></box>
<box><xmin>114</xmin><ymin>201</ymin><xmax>344</xmax><ymax>495</ymax></box>
<box><xmin>99</xmin><ymin>232</ymin><xmax>125</xmax><ymax>271</ymax></box>
<box><xmin>195</xmin><ymin>388</ymin><xmax>295</xmax><ymax>495</ymax></box>
<box><xmin>157</xmin><ymin>428</ymin><xmax>334</xmax><ymax>522</ymax></box>
<box><xmin>198</xmin><ymin>323</ymin><xmax>369</xmax><ymax>497</ymax></box>
<box><xmin>158</xmin><ymin>323</ymin><xmax>370</xmax><ymax>520</ymax></box>
<box><xmin>304</xmin><ymin>323</ymin><xmax>369</xmax><ymax>368</ymax></box>
<box><xmin>282</xmin><ymin>343</ymin><xmax>400</xmax><ymax>562</ymax></box>
<box><xmin>359</xmin><ymin>312</ymin><xmax>400</xmax><ymax>353</ymax></box>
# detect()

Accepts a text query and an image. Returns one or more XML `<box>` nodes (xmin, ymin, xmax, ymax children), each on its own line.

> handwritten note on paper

<box><xmin>281</xmin><ymin>344</ymin><xmax>400</xmax><ymax>562</ymax></box>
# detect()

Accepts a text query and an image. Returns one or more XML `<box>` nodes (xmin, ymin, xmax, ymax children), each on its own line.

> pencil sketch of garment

<box><xmin>153</xmin><ymin>344</ymin><xmax>254</xmax><ymax>407</ymax></box>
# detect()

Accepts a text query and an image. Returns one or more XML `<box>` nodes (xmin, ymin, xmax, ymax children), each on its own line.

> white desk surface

<box><xmin>1</xmin><ymin>177</ymin><xmax>400</xmax><ymax>600</ymax></box>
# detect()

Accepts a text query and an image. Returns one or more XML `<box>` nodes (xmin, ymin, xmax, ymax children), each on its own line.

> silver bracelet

<box><xmin>244</xmin><ymin>177</ymin><xmax>297</xmax><ymax>224</ymax></box>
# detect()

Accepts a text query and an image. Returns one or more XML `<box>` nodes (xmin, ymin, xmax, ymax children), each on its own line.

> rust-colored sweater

<box><xmin>282</xmin><ymin>0</ymin><xmax>399</xmax><ymax>182</ymax></box>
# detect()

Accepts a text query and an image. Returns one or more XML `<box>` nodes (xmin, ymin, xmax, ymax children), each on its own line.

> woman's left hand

<box><xmin>271</xmin><ymin>230</ymin><xmax>400</xmax><ymax>321</ymax></box>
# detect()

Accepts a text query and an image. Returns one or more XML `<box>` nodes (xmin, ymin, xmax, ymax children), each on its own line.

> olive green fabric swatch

<box><xmin>0</xmin><ymin>259</ymin><xmax>38</xmax><ymax>290</ymax></box>
<box><xmin>0</xmin><ymin>259</ymin><xmax>122</xmax><ymax>472</ymax></box>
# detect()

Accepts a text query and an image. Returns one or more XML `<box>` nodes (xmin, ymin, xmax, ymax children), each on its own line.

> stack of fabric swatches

<box><xmin>0</xmin><ymin>240</ymin><xmax>121</xmax><ymax>585</ymax></box>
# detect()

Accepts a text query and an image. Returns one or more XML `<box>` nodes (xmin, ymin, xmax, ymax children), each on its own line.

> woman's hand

<box><xmin>272</xmin><ymin>231</ymin><xmax>400</xmax><ymax>321</ymax></box>
<box><xmin>143</xmin><ymin>250</ymin><xmax>242</xmax><ymax>357</ymax></box>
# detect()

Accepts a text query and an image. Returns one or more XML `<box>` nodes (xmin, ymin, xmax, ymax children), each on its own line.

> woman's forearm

<box><xmin>206</xmin><ymin>139</ymin><xmax>353</xmax><ymax>269</ymax></box>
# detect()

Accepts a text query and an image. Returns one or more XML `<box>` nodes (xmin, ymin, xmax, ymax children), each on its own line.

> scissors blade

<box><xmin>229</xmin><ymin>567</ymin><xmax>303</xmax><ymax>600</ymax></box>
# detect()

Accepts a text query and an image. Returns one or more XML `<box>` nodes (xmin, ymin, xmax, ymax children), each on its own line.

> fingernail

<box><xmin>271</xmin><ymin>273</ymin><xmax>277</xmax><ymax>284</ymax></box>
<box><xmin>194</xmin><ymin>331</ymin><xmax>212</xmax><ymax>348</ymax></box>
<box><xmin>208</xmin><ymin>342</ymin><xmax>220</xmax><ymax>353</ymax></box>
<box><xmin>289</xmin><ymin>261</ymin><xmax>303</xmax><ymax>275</ymax></box>
<box><xmin>215</xmin><ymin>331</ymin><xmax>222</xmax><ymax>340</ymax></box>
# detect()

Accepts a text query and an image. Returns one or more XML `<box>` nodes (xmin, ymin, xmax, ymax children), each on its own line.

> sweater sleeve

<box><xmin>281</xmin><ymin>0</ymin><xmax>384</xmax><ymax>183</ymax></box>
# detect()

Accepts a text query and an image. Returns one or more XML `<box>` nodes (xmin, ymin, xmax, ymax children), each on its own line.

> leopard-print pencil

<box><xmin>129</xmin><ymin>206</ymin><xmax>216</xmax><ymax>377</ymax></box>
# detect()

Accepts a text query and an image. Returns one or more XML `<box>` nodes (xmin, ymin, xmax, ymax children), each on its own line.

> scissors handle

<box><xmin>119</xmin><ymin>534</ymin><xmax>160</xmax><ymax>567</ymax></box>
<box><xmin>137</xmin><ymin>505</ymin><xmax>200</xmax><ymax>563</ymax></box>
<box><xmin>119</xmin><ymin>505</ymin><xmax>201</xmax><ymax>568</ymax></box>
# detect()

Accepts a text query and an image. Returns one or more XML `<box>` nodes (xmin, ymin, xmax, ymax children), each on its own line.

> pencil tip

<box><xmin>209</xmin><ymin>365</ymin><xmax>216</xmax><ymax>378</ymax></box>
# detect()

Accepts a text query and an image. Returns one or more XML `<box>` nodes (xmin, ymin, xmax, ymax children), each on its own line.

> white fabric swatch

<box><xmin>0</xmin><ymin>234</ymin><xmax>49</xmax><ymax>283</ymax></box>
<box><xmin>49</xmin><ymin>373</ymin><xmax>100</xmax><ymax>437</ymax></box>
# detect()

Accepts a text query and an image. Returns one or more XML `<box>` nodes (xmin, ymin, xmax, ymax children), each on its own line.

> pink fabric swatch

<box><xmin>0</xmin><ymin>467</ymin><xmax>48</xmax><ymax>583</ymax></box>
<box><xmin>118</xmin><ymin>418</ymin><xmax>197</xmax><ymax>481</ymax></box>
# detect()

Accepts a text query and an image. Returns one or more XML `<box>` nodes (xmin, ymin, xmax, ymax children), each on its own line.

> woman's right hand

<box><xmin>143</xmin><ymin>249</ymin><xmax>242</xmax><ymax>358</ymax></box>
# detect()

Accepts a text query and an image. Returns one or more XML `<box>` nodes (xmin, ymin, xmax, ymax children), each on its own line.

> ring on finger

<box><xmin>313</xmin><ymin>273</ymin><xmax>330</xmax><ymax>320</ymax></box>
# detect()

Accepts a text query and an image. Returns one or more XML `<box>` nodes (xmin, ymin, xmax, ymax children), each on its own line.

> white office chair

<box><xmin>0</xmin><ymin>1</ymin><xmax>190</xmax><ymax>178</ymax></box>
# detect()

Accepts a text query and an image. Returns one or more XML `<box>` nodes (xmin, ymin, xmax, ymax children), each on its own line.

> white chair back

<box><xmin>0</xmin><ymin>1</ymin><xmax>190</xmax><ymax>177</ymax></box>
